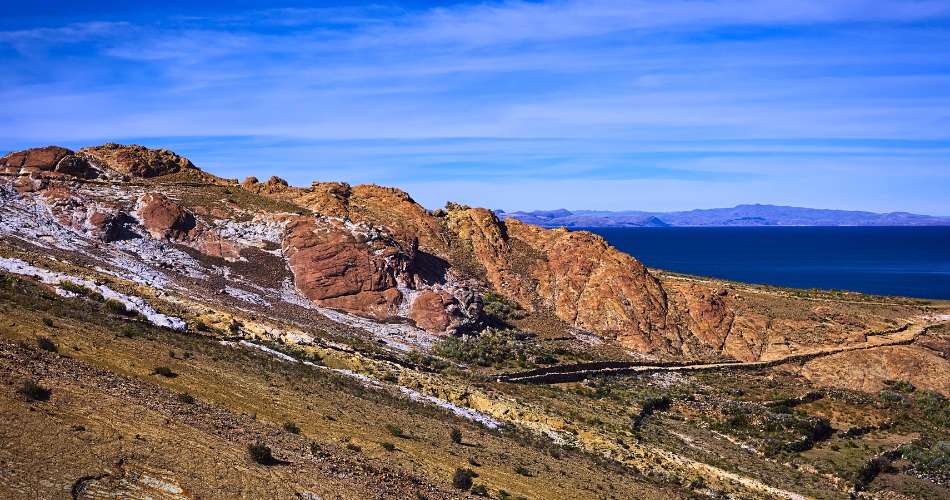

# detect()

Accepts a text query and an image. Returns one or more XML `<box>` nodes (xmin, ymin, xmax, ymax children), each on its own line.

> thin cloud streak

<box><xmin>0</xmin><ymin>1</ymin><xmax>949</xmax><ymax>213</ymax></box>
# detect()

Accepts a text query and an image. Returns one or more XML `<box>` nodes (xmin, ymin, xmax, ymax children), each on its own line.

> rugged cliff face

<box><xmin>0</xmin><ymin>143</ymin><xmax>918</xmax><ymax>360</ymax></box>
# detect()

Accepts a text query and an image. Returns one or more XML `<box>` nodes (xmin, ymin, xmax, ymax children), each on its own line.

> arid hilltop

<box><xmin>1</xmin><ymin>144</ymin><xmax>948</xmax><ymax>499</ymax></box>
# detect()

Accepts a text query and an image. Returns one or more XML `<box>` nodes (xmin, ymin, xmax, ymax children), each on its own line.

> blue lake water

<box><xmin>586</xmin><ymin>227</ymin><xmax>950</xmax><ymax>299</ymax></box>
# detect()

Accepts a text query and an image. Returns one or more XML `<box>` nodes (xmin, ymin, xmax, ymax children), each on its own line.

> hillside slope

<box><xmin>2</xmin><ymin>144</ymin><xmax>949</xmax><ymax>499</ymax></box>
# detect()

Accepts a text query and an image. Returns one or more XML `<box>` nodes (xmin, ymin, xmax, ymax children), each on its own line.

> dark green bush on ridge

<box><xmin>152</xmin><ymin>366</ymin><xmax>176</xmax><ymax>377</ymax></box>
<box><xmin>19</xmin><ymin>380</ymin><xmax>51</xmax><ymax>402</ymax></box>
<box><xmin>452</xmin><ymin>468</ymin><xmax>476</xmax><ymax>490</ymax></box>
<box><xmin>433</xmin><ymin>328</ymin><xmax>548</xmax><ymax>368</ymax></box>
<box><xmin>36</xmin><ymin>336</ymin><xmax>58</xmax><ymax>353</ymax></box>
<box><xmin>248</xmin><ymin>442</ymin><xmax>278</xmax><ymax>465</ymax></box>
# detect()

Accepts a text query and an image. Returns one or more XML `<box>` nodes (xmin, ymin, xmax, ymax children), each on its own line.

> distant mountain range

<box><xmin>496</xmin><ymin>204</ymin><xmax>950</xmax><ymax>228</ymax></box>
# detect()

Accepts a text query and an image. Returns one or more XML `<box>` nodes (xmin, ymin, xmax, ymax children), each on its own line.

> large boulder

<box><xmin>282</xmin><ymin>217</ymin><xmax>415</xmax><ymax>320</ymax></box>
<box><xmin>137</xmin><ymin>193</ymin><xmax>196</xmax><ymax>240</ymax></box>
<box><xmin>409</xmin><ymin>288</ymin><xmax>482</xmax><ymax>335</ymax></box>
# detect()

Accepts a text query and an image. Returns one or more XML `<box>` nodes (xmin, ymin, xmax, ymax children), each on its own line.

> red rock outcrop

<box><xmin>409</xmin><ymin>288</ymin><xmax>482</xmax><ymax>335</ymax></box>
<box><xmin>246</xmin><ymin>181</ymin><xmax>450</xmax><ymax>256</ymax></box>
<box><xmin>442</xmin><ymin>206</ymin><xmax>671</xmax><ymax>352</ymax></box>
<box><xmin>1</xmin><ymin>146</ymin><xmax>99</xmax><ymax>191</ymax></box>
<box><xmin>0</xmin><ymin>146</ymin><xmax>73</xmax><ymax>174</ymax></box>
<box><xmin>682</xmin><ymin>287</ymin><xmax>735</xmax><ymax>351</ymax></box>
<box><xmin>136</xmin><ymin>192</ymin><xmax>241</xmax><ymax>260</ymax></box>
<box><xmin>80</xmin><ymin>143</ymin><xmax>196</xmax><ymax>178</ymax></box>
<box><xmin>86</xmin><ymin>211</ymin><xmax>133</xmax><ymax>242</ymax></box>
<box><xmin>138</xmin><ymin>193</ymin><xmax>197</xmax><ymax>240</ymax></box>
<box><xmin>282</xmin><ymin>217</ymin><xmax>415</xmax><ymax>320</ymax></box>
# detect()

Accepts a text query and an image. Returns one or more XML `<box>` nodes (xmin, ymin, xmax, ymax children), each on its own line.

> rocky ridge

<box><xmin>0</xmin><ymin>144</ymin><xmax>920</xmax><ymax>361</ymax></box>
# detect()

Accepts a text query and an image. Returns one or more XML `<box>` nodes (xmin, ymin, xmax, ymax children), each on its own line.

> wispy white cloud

<box><xmin>1</xmin><ymin>0</ymin><xmax>949</xmax><ymax>212</ymax></box>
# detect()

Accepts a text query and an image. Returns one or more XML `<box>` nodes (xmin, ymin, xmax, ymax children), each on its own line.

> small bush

<box><xmin>884</xmin><ymin>379</ymin><xmax>916</xmax><ymax>393</ymax></box>
<box><xmin>105</xmin><ymin>298</ymin><xmax>134</xmax><ymax>316</ymax></box>
<box><xmin>177</xmin><ymin>392</ymin><xmax>195</xmax><ymax>404</ymax></box>
<box><xmin>42</xmin><ymin>318</ymin><xmax>54</xmax><ymax>328</ymax></box>
<box><xmin>433</xmin><ymin>328</ymin><xmax>547</xmax><ymax>368</ymax></box>
<box><xmin>283</xmin><ymin>421</ymin><xmax>301</xmax><ymax>434</ymax></box>
<box><xmin>382</xmin><ymin>442</ymin><xmax>396</xmax><ymax>452</ymax></box>
<box><xmin>482</xmin><ymin>291</ymin><xmax>526</xmax><ymax>324</ymax></box>
<box><xmin>248</xmin><ymin>442</ymin><xmax>277</xmax><ymax>465</ymax></box>
<box><xmin>450</xmin><ymin>427</ymin><xmax>463</xmax><ymax>444</ymax></box>
<box><xmin>36</xmin><ymin>336</ymin><xmax>58</xmax><ymax>353</ymax></box>
<box><xmin>60</xmin><ymin>281</ymin><xmax>92</xmax><ymax>296</ymax></box>
<box><xmin>19</xmin><ymin>380</ymin><xmax>51</xmax><ymax>402</ymax></box>
<box><xmin>452</xmin><ymin>468</ymin><xmax>475</xmax><ymax>490</ymax></box>
<box><xmin>471</xmin><ymin>484</ymin><xmax>489</xmax><ymax>496</ymax></box>
<box><xmin>346</xmin><ymin>442</ymin><xmax>362</xmax><ymax>452</ymax></box>
<box><xmin>900</xmin><ymin>438</ymin><xmax>950</xmax><ymax>475</ymax></box>
<box><xmin>152</xmin><ymin>366</ymin><xmax>176</xmax><ymax>378</ymax></box>
<box><xmin>118</xmin><ymin>325</ymin><xmax>139</xmax><ymax>338</ymax></box>
<box><xmin>514</xmin><ymin>465</ymin><xmax>532</xmax><ymax>477</ymax></box>
<box><xmin>386</xmin><ymin>424</ymin><xmax>406</xmax><ymax>439</ymax></box>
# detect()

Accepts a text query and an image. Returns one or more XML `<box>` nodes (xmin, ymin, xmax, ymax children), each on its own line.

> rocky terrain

<box><xmin>1</xmin><ymin>144</ymin><xmax>949</xmax><ymax>499</ymax></box>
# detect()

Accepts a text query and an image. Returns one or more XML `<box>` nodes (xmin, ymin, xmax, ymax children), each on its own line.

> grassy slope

<box><xmin>0</xmin><ymin>274</ymin><xmax>679</xmax><ymax>499</ymax></box>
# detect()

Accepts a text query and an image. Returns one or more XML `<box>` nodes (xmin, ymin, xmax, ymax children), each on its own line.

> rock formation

<box><xmin>80</xmin><ymin>143</ymin><xmax>195</xmax><ymax>178</ymax></box>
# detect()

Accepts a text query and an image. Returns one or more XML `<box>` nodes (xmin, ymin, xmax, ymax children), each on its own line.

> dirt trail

<box><xmin>502</xmin><ymin>315</ymin><xmax>947</xmax><ymax>384</ymax></box>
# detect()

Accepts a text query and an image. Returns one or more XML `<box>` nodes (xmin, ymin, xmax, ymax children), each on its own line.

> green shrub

<box><xmin>60</xmin><ymin>281</ymin><xmax>92</xmax><ymax>296</ymax></box>
<box><xmin>36</xmin><ymin>336</ymin><xmax>58</xmax><ymax>353</ymax></box>
<box><xmin>514</xmin><ymin>465</ymin><xmax>531</xmax><ymax>477</ymax></box>
<box><xmin>900</xmin><ymin>438</ymin><xmax>950</xmax><ymax>475</ymax></box>
<box><xmin>118</xmin><ymin>325</ymin><xmax>139</xmax><ymax>338</ymax></box>
<box><xmin>19</xmin><ymin>380</ymin><xmax>51</xmax><ymax>402</ymax></box>
<box><xmin>884</xmin><ymin>379</ymin><xmax>916</xmax><ymax>393</ymax></box>
<box><xmin>152</xmin><ymin>366</ymin><xmax>176</xmax><ymax>378</ymax></box>
<box><xmin>248</xmin><ymin>442</ymin><xmax>277</xmax><ymax>465</ymax></box>
<box><xmin>385</xmin><ymin>424</ymin><xmax>407</xmax><ymax>438</ymax></box>
<box><xmin>283</xmin><ymin>421</ymin><xmax>301</xmax><ymax>434</ymax></box>
<box><xmin>450</xmin><ymin>427</ymin><xmax>463</xmax><ymax>444</ymax></box>
<box><xmin>42</xmin><ymin>317</ymin><xmax>54</xmax><ymax>327</ymax></box>
<box><xmin>382</xmin><ymin>442</ymin><xmax>396</xmax><ymax>452</ymax></box>
<box><xmin>177</xmin><ymin>392</ymin><xmax>195</xmax><ymax>404</ymax></box>
<box><xmin>433</xmin><ymin>328</ymin><xmax>546</xmax><ymax>368</ymax></box>
<box><xmin>452</xmin><ymin>468</ymin><xmax>475</xmax><ymax>490</ymax></box>
<box><xmin>105</xmin><ymin>298</ymin><xmax>135</xmax><ymax>316</ymax></box>
<box><xmin>482</xmin><ymin>291</ymin><xmax>526</xmax><ymax>324</ymax></box>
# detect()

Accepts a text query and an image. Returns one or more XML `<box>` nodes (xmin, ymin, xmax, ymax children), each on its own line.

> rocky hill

<box><xmin>2</xmin><ymin>144</ymin><xmax>949</xmax><ymax>499</ymax></box>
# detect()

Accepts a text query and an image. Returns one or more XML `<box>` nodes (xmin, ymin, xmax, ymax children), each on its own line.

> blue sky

<box><xmin>2</xmin><ymin>1</ymin><xmax>950</xmax><ymax>214</ymax></box>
